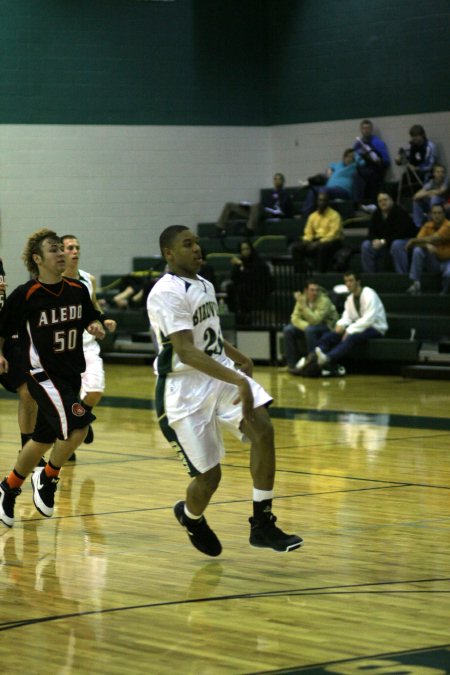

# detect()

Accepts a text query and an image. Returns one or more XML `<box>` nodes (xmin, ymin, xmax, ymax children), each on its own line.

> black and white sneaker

<box><xmin>173</xmin><ymin>501</ymin><xmax>222</xmax><ymax>557</ymax></box>
<box><xmin>249</xmin><ymin>513</ymin><xmax>303</xmax><ymax>552</ymax></box>
<box><xmin>0</xmin><ymin>479</ymin><xmax>22</xmax><ymax>528</ymax></box>
<box><xmin>31</xmin><ymin>468</ymin><xmax>59</xmax><ymax>518</ymax></box>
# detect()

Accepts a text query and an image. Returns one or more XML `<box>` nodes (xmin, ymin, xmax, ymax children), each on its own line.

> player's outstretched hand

<box><xmin>87</xmin><ymin>321</ymin><xmax>106</xmax><ymax>340</ymax></box>
<box><xmin>104</xmin><ymin>319</ymin><xmax>117</xmax><ymax>333</ymax></box>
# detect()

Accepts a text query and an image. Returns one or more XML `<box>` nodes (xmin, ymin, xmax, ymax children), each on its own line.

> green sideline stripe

<box><xmin>2</xmin><ymin>391</ymin><xmax>449</xmax><ymax>431</ymax></box>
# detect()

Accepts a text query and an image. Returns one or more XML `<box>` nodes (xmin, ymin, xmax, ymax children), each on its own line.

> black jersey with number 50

<box><xmin>0</xmin><ymin>277</ymin><xmax>101</xmax><ymax>380</ymax></box>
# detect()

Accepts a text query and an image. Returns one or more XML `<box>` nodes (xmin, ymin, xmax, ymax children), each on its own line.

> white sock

<box><xmin>253</xmin><ymin>488</ymin><xmax>274</xmax><ymax>502</ymax></box>
<box><xmin>184</xmin><ymin>504</ymin><xmax>202</xmax><ymax>520</ymax></box>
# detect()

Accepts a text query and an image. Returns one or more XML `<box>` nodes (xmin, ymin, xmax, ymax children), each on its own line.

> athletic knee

<box><xmin>198</xmin><ymin>465</ymin><xmax>221</xmax><ymax>494</ymax></box>
<box><xmin>249</xmin><ymin>410</ymin><xmax>274</xmax><ymax>446</ymax></box>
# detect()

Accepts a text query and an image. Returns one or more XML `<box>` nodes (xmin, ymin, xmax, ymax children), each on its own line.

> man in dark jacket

<box><xmin>360</xmin><ymin>192</ymin><xmax>416</xmax><ymax>273</ymax></box>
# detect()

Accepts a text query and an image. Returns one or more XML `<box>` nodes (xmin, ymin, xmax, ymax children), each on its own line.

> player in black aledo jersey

<box><xmin>0</xmin><ymin>229</ymin><xmax>105</xmax><ymax>528</ymax></box>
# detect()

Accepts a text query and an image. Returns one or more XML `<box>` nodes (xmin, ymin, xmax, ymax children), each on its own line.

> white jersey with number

<box><xmin>147</xmin><ymin>272</ymin><xmax>230</xmax><ymax>373</ymax></box>
<box><xmin>147</xmin><ymin>272</ymin><xmax>238</xmax><ymax>421</ymax></box>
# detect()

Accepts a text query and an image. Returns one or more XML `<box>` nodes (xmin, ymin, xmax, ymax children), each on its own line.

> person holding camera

<box><xmin>395</xmin><ymin>125</ymin><xmax>437</xmax><ymax>199</ymax></box>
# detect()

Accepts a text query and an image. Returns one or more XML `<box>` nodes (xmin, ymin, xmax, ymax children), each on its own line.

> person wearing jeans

<box><xmin>283</xmin><ymin>281</ymin><xmax>338</xmax><ymax>372</ymax></box>
<box><xmin>306</xmin><ymin>272</ymin><xmax>388</xmax><ymax>372</ymax></box>
<box><xmin>406</xmin><ymin>203</ymin><xmax>450</xmax><ymax>295</ymax></box>
<box><xmin>360</xmin><ymin>192</ymin><xmax>417</xmax><ymax>273</ymax></box>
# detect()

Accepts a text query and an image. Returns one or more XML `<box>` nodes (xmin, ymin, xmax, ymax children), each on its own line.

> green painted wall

<box><xmin>0</xmin><ymin>0</ymin><xmax>268</xmax><ymax>125</ymax></box>
<box><xmin>0</xmin><ymin>0</ymin><xmax>448</xmax><ymax>125</ymax></box>
<box><xmin>267</xmin><ymin>0</ymin><xmax>450</xmax><ymax>123</ymax></box>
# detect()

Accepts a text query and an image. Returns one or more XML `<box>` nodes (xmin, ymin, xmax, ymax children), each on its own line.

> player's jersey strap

<box><xmin>155</xmin><ymin>375</ymin><xmax>199</xmax><ymax>476</ymax></box>
<box><xmin>156</xmin><ymin>334</ymin><xmax>174</xmax><ymax>376</ymax></box>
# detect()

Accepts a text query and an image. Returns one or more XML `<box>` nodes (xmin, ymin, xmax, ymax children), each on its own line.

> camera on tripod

<box><xmin>397</xmin><ymin>147</ymin><xmax>408</xmax><ymax>165</ymax></box>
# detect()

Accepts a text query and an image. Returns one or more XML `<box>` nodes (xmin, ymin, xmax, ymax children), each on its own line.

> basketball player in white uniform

<box><xmin>62</xmin><ymin>235</ymin><xmax>117</xmax><ymax>452</ymax></box>
<box><xmin>147</xmin><ymin>225</ymin><xmax>303</xmax><ymax>557</ymax></box>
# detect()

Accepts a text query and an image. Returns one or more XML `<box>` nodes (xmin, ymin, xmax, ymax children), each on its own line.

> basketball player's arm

<box><xmin>78</xmin><ymin>281</ymin><xmax>105</xmax><ymax>340</ymax></box>
<box><xmin>90</xmin><ymin>274</ymin><xmax>117</xmax><ymax>333</ymax></box>
<box><xmin>169</xmin><ymin>329</ymin><xmax>255</xmax><ymax>421</ymax></box>
<box><xmin>223</xmin><ymin>339</ymin><xmax>253</xmax><ymax>377</ymax></box>
<box><xmin>0</xmin><ymin>336</ymin><xmax>8</xmax><ymax>374</ymax></box>
<box><xmin>87</xmin><ymin>321</ymin><xmax>106</xmax><ymax>340</ymax></box>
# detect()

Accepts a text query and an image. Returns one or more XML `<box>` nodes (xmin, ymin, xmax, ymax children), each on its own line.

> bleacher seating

<box><xmin>259</xmin><ymin>218</ymin><xmax>304</xmax><ymax>242</ymax></box>
<box><xmin>197</xmin><ymin>222</ymin><xmax>218</xmax><ymax>237</ymax></box>
<box><xmin>97</xmin><ymin>175</ymin><xmax>449</xmax><ymax>371</ymax></box>
<box><xmin>132</xmin><ymin>256</ymin><xmax>165</xmax><ymax>273</ymax></box>
<box><xmin>205</xmin><ymin>253</ymin><xmax>235</xmax><ymax>288</ymax></box>
<box><xmin>253</xmin><ymin>235</ymin><xmax>289</xmax><ymax>256</ymax></box>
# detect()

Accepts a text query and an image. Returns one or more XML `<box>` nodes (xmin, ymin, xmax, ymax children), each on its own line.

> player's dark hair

<box><xmin>23</xmin><ymin>228</ymin><xmax>61</xmax><ymax>277</ymax></box>
<box><xmin>159</xmin><ymin>225</ymin><xmax>189</xmax><ymax>256</ymax></box>
<box><xmin>343</xmin><ymin>271</ymin><xmax>361</xmax><ymax>282</ymax></box>
<box><xmin>61</xmin><ymin>234</ymin><xmax>78</xmax><ymax>243</ymax></box>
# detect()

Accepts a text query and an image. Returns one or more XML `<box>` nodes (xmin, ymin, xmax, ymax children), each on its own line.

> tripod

<box><xmin>397</xmin><ymin>164</ymin><xmax>423</xmax><ymax>207</ymax></box>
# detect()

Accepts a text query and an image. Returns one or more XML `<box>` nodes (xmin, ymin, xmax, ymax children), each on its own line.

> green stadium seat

<box><xmin>253</xmin><ymin>235</ymin><xmax>289</xmax><ymax>256</ymax></box>
<box><xmin>197</xmin><ymin>222</ymin><xmax>218</xmax><ymax>237</ymax></box>
<box><xmin>132</xmin><ymin>256</ymin><xmax>165</xmax><ymax>273</ymax></box>
<box><xmin>263</xmin><ymin>218</ymin><xmax>303</xmax><ymax>242</ymax></box>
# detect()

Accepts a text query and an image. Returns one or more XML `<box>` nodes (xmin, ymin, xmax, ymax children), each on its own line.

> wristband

<box><xmin>99</xmin><ymin>314</ymin><xmax>111</xmax><ymax>326</ymax></box>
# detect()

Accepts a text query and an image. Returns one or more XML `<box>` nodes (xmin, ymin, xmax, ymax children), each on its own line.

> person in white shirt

<box><xmin>303</xmin><ymin>272</ymin><xmax>388</xmax><ymax>374</ymax></box>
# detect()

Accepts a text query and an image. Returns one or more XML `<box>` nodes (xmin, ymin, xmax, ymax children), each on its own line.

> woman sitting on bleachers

<box><xmin>224</xmin><ymin>241</ymin><xmax>274</xmax><ymax>323</ymax></box>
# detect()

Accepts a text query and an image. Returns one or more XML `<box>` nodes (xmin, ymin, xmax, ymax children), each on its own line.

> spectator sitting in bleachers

<box><xmin>405</xmin><ymin>203</ymin><xmax>450</xmax><ymax>296</ymax></box>
<box><xmin>299</xmin><ymin>148</ymin><xmax>363</xmax><ymax>218</ymax></box>
<box><xmin>352</xmin><ymin>119</ymin><xmax>390</xmax><ymax>205</ymax></box>
<box><xmin>111</xmin><ymin>272</ymin><xmax>160</xmax><ymax>310</ymax></box>
<box><xmin>283</xmin><ymin>280</ymin><xmax>338</xmax><ymax>373</ymax></box>
<box><xmin>216</xmin><ymin>172</ymin><xmax>293</xmax><ymax>235</ymax></box>
<box><xmin>291</xmin><ymin>192</ymin><xmax>343</xmax><ymax>273</ymax></box>
<box><xmin>224</xmin><ymin>240</ymin><xmax>274</xmax><ymax>323</ymax></box>
<box><xmin>412</xmin><ymin>163</ymin><xmax>449</xmax><ymax>229</ymax></box>
<box><xmin>395</xmin><ymin>124</ymin><xmax>437</xmax><ymax>198</ymax></box>
<box><xmin>111</xmin><ymin>274</ymin><xmax>145</xmax><ymax>309</ymax></box>
<box><xmin>360</xmin><ymin>192</ymin><xmax>416</xmax><ymax>274</ymax></box>
<box><xmin>297</xmin><ymin>272</ymin><xmax>388</xmax><ymax>376</ymax></box>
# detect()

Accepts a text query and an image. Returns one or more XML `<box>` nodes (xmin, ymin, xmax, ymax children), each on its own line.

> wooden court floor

<box><xmin>1</xmin><ymin>363</ymin><xmax>449</xmax><ymax>674</ymax></box>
